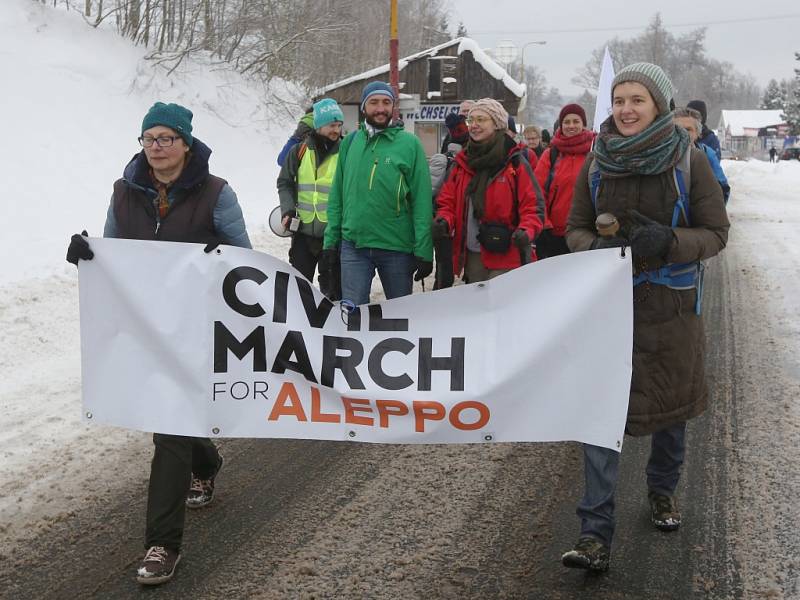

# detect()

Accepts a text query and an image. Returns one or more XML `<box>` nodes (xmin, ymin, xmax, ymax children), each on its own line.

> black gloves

<box><xmin>512</xmin><ymin>229</ymin><xmax>532</xmax><ymax>264</ymax></box>
<box><xmin>413</xmin><ymin>256</ymin><xmax>433</xmax><ymax>281</ymax></box>
<box><xmin>591</xmin><ymin>236</ymin><xmax>628</xmax><ymax>250</ymax></box>
<box><xmin>628</xmin><ymin>209</ymin><xmax>674</xmax><ymax>259</ymax></box>
<box><xmin>512</xmin><ymin>229</ymin><xmax>530</xmax><ymax>248</ymax></box>
<box><xmin>66</xmin><ymin>230</ymin><xmax>93</xmax><ymax>265</ymax></box>
<box><xmin>431</xmin><ymin>217</ymin><xmax>449</xmax><ymax>241</ymax></box>
<box><xmin>319</xmin><ymin>248</ymin><xmax>341</xmax><ymax>300</ymax></box>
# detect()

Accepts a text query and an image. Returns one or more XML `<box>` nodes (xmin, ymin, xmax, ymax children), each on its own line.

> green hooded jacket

<box><xmin>323</xmin><ymin>123</ymin><xmax>433</xmax><ymax>261</ymax></box>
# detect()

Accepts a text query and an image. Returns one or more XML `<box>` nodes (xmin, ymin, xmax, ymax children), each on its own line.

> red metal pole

<box><xmin>389</xmin><ymin>0</ymin><xmax>399</xmax><ymax>121</ymax></box>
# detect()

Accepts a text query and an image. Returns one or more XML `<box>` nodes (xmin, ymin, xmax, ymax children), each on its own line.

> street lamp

<box><xmin>519</xmin><ymin>40</ymin><xmax>547</xmax><ymax>83</ymax></box>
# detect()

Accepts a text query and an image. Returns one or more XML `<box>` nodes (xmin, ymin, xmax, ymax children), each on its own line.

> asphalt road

<box><xmin>3</xmin><ymin>242</ymin><xmax>796</xmax><ymax>600</ymax></box>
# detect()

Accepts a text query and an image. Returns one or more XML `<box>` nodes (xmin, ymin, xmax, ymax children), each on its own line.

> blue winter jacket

<box><xmin>104</xmin><ymin>138</ymin><xmax>251</xmax><ymax>248</ymax></box>
<box><xmin>698</xmin><ymin>126</ymin><xmax>721</xmax><ymax>161</ymax></box>
<box><xmin>698</xmin><ymin>142</ymin><xmax>730</xmax><ymax>204</ymax></box>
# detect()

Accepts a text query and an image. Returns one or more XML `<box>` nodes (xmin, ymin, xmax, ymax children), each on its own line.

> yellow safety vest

<box><xmin>296</xmin><ymin>147</ymin><xmax>338</xmax><ymax>224</ymax></box>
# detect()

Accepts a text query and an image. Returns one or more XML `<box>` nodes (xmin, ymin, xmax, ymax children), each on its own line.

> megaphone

<box><xmin>268</xmin><ymin>206</ymin><xmax>292</xmax><ymax>238</ymax></box>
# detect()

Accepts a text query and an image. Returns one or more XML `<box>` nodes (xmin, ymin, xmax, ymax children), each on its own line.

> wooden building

<box><xmin>316</xmin><ymin>37</ymin><xmax>526</xmax><ymax>155</ymax></box>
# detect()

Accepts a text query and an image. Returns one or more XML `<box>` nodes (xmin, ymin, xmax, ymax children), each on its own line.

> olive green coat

<box><xmin>567</xmin><ymin>146</ymin><xmax>730</xmax><ymax>435</ymax></box>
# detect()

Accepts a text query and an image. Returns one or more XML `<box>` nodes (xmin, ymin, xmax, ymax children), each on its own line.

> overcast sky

<box><xmin>451</xmin><ymin>0</ymin><xmax>800</xmax><ymax>102</ymax></box>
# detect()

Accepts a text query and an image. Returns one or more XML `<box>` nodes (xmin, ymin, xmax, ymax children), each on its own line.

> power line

<box><xmin>470</xmin><ymin>14</ymin><xmax>800</xmax><ymax>36</ymax></box>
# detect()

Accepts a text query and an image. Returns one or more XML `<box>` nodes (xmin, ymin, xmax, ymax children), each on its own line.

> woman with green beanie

<box><xmin>562</xmin><ymin>63</ymin><xmax>730</xmax><ymax>571</ymax></box>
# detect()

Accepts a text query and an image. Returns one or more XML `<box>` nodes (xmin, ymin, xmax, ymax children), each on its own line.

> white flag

<box><xmin>593</xmin><ymin>46</ymin><xmax>615</xmax><ymax>132</ymax></box>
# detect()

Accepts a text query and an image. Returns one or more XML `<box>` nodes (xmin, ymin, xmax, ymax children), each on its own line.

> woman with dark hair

<box><xmin>562</xmin><ymin>63</ymin><xmax>729</xmax><ymax>572</ymax></box>
<box><xmin>533</xmin><ymin>103</ymin><xmax>594</xmax><ymax>259</ymax></box>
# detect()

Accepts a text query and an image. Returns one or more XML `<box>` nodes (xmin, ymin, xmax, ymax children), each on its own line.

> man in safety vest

<box><xmin>277</xmin><ymin>98</ymin><xmax>344</xmax><ymax>297</ymax></box>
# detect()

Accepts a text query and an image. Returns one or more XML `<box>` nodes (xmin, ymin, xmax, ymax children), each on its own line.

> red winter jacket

<box><xmin>436</xmin><ymin>146</ymin><xmax>545</xmax><ymax>274</ymax></box>
<box><xmin>534</xmin><ymin>135</ymin><xmax>592</xmax><ymax>237</ymax></box>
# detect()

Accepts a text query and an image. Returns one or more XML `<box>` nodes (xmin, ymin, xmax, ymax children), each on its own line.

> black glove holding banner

<box><xmin>628</xmin><ymin>209</ymin><xmax>674</xmax><ymax>259</ymax></box>
<box><xmin>512</xmin><ymin>228</ymin><xmax>532</xmax><ymax>265</ymax></box>
<box><xmin>413</xmin><ymin>256</ymin><xmax>433</xmax><ymax>281</ymax></box>
<box><xmin>66</xmin><ymin>230</ymin><xmax>94</xmax><ymax>265</ymax></box>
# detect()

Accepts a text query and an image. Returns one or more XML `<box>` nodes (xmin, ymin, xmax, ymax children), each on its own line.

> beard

<box><xmin>365</xmin><ymin>111</ymin><xmax>391</xmax><ymax>129</ymax></box>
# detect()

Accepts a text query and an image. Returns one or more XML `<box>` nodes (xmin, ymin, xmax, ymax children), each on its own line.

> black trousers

<box><xmin>289</xmin><ymin>232</ymin><xmax>330</xmax><ymax>291</ymax></box>
<box><xmin>144</xmin><ymin>433</ymin><xmax>220</xmax><ymax>551</ymax></box>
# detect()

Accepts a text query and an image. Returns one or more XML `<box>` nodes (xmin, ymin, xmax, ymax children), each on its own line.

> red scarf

<box><xmin>551</xmin><ymin>129</ymin><xmax>595</xmax><ymax>155</ymax></box>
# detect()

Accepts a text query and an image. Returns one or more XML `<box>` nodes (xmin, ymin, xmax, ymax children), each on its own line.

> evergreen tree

<box><xmin>456</xmin><ymin>21</ymin><xmax>468</xmax><ymax>37</ymax></box>
<box><xmin>782</xmin><ymin>53</ymin><xmax>800</xmax><ymax>135</ymax></box>
<box><xmin>761</xmin><ymin>79</ymin><xmax>783</xmax><ymax>110</ymax></box>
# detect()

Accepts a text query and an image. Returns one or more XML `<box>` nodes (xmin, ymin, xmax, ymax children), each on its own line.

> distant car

<box><xmin>720</xmin><ymin>149</ymin><xmax>741</xmax><ymax>161</ymax></box>
<box><xmin>780</xmin><ymin>147</ymin><xmax>800</xmax><ymax>161</ymax></box>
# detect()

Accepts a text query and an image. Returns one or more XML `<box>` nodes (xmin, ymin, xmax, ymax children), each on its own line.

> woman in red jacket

<box><xmin>534</xmin><ymin>103</ymin><xmax>595</xmax><ymax>259</ymax></box>
<box><xmin>433</xmin><ymin>98</ymin><xmax>545</xmax><ymax>283</ymax></box>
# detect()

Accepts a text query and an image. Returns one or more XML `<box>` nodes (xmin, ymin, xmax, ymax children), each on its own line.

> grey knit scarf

<box><xmin>593</xmin><ymin>113</ymin><xmax>689</xmax><ymax>178</ymax></box>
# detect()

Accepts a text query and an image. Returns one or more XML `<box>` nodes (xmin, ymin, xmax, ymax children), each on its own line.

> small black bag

<box><xmin>477</xmin><ymin>222</ymin><xmax>513</xmax><ymax>253</ymax></box>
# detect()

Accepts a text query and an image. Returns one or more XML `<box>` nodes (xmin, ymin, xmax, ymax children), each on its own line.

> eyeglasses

<box><xmin>138</xmin><ymin>135</ymin><xmax>181</xmax><ymax>148</ymax></box>
<box><xmin>466</xmin><ymin>116</ymin><xmax>492</xmax><ymax>126</ymax></box>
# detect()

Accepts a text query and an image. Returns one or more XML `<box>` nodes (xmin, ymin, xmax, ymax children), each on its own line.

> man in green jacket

<box><xmin>321</xmin><ymin>81</ymin><xmax>433</xmax><ymax>305</ymax></box>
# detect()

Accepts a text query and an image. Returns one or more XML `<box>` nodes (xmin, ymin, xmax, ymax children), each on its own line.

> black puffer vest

<box><xmin>112</xmin><ymin>138</ymin><xmax>226</xmax><ymax>243</ymax></box>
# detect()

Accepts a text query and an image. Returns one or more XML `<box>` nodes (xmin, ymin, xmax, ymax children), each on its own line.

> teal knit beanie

<box><xmin>141</xmin><ymin>102</ymin><xmax>194</xmax><ymax>146</ymax></box>
<box><xmin>313</xmin><ymin>98</ymin><xmax>344</xmax><ymax>129</ymax></box>
<box><xmin>611</xmin><ymin>63</ymin><xmax>674</xmax><ymax>115</ymax></box>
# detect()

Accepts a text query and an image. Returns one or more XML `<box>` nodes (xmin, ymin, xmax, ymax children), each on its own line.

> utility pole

<box><xmin>390</xmin><ymin>0</ymin><xmax>400</xmax><ymax>121</ymax></box>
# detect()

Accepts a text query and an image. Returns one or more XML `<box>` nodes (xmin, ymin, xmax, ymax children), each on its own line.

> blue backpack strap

<box><xmin>671</xmin><ymin>147</ymin><xmax>692</xmax><ymax>227</ymax></box>
<box><xmin>588</xmin><ymin>159</ymin><xmax>602</xmax><ymax>213</ymax></box>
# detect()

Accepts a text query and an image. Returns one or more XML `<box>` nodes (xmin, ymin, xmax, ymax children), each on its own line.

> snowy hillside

<box><xmin>0</xmin><ymin>0</ymin><xmax>293</xmax><ymax>285</ymax></box>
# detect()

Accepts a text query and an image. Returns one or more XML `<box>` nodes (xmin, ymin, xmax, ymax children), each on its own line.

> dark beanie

<box><xmin>141</xmin><ymin>102</ymin><xmax>193</xmax><ymax>146</ymax></box>
<box><xmin>541</xmin><ymin>129</ymin><xmax>551</xmax><ymax>144</ymax></box>
<box><xmin>445</xmin><ymin>112</ymin><xmax>468</xmax><ymax>144</ymax></box>
<box><xmin>360</xmin><ymin>81</ymin><xmax>395</xmax><ymax>110</ymax></box>
<box><xmin>559</xmin><ymin>103</ymin><xmax>587</xmax><ymax>127</ymax></box>
<box><xmin>687</xmin><ymin>100</ymin><xmax>708</xmax><ymax>125</ymax></box>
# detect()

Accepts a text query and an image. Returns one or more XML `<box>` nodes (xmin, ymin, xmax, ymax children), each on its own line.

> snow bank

<box><xmin>0</xmin><ymin>0</ymin><xmax>288</xmax><ymax>285</ymax></box>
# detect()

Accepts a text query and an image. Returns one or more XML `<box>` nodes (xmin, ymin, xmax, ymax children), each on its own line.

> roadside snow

<box><xmin>0</xmin><ymin>0</ymin><xmax>287</xmax><ymax>286</ymax></box>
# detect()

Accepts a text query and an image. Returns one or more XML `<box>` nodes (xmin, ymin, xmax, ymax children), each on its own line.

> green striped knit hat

<box><xmin>611</xmin><ymin>63</ymin><xmax>673</xmax><ymax>115</ymax></box>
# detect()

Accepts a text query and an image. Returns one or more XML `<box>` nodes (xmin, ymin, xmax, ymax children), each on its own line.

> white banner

<box><xmin>78</xmin><ymin>240</ymin><xmax>632</xmax><ymax>450</ymax></box>
<box><xmin>593</xmin><ymin>46</ymin><xmax>615</xmax><ymax>133</ymax></box>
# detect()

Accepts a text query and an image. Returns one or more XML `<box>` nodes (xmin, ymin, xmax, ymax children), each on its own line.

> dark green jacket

<box><xmin>323</xmin><ymin>123</ymin><xmax>433</xmax><ymax>261</ymax></box>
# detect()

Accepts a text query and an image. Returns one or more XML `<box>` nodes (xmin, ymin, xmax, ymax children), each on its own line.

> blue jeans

<box><xmin>339</xmin><ymin>239</ymin><xmax>414</xmax><ymax>305</ymax></box>
<box><xmin>577</xmin><ymin>422</ymin><xmax>687</xmax><ymax>546</ymax></box>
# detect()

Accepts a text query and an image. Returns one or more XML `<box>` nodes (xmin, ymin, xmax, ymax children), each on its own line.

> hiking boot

<box><xmin>136</xmin><ymin>545</ymin><xmax>181</xmax><ymax>585</ymax></box>
<box><xmin>186</xmin><ymin>453</ymin><xmax>224</xmax><ymax>509</ymax></box>
<box><xmin>561</xmin><ymin>537</ymin><xmax>610</xmax><ymax>572</ymax></box>
<box><xmin>649</xmin><ymin>491</ymin><xmax>681</xmax><ymax>531</ymax></box>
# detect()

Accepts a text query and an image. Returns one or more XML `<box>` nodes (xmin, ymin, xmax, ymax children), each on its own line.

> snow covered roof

<box><xmin>320</xmin><ymin>37</ymin><xmax>525</xmax><ymax>99</ymax></box>
<box><xmin>719</xmin><ymin>110</ymin><xmax>786</xmax><ymax>136</ymax></box>
<box><xmin>456</xmin><ymin>38</ymin><xmax>525</xmax><ymax>98</ymax></box>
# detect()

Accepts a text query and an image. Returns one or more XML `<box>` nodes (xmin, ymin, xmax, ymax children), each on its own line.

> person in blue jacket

<box><xmin>674</xmin><ymin>107</ymin><xmax>730</xmax><ymax>204</ymax></box>
<box><xmin>687</xmin><ymin>100</ymin><xmax>721</xmax><ymax>161</ymax></box>
<box><xmin>277</xmin><ymin>107</ymin><xmax>314</xmax><ymax>166</ymax></box>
